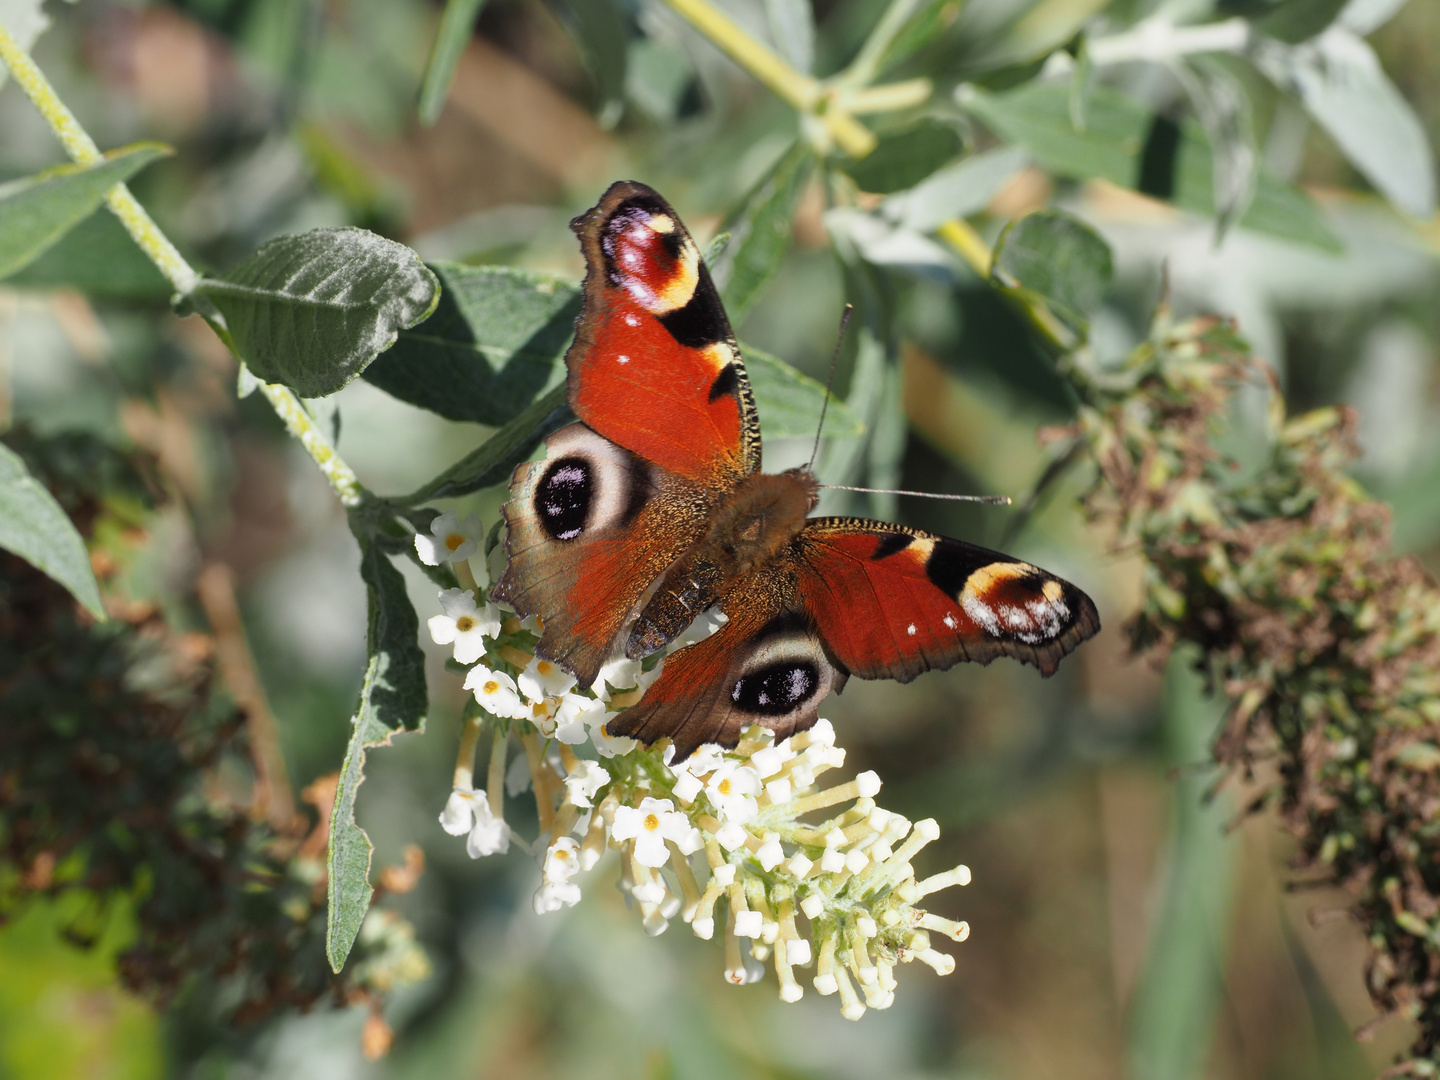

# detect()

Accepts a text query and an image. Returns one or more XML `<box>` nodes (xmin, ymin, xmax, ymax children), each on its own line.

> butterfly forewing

<box><xmin>568</xmin><ymin>182</ymin><xmax>762</xmax><ymax>491</ymax></box>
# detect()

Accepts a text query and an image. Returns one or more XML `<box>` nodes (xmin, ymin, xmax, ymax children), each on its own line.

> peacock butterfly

<box><xmin>492</xmin><ymin>181</ymin><xmax>1100</xmax><ymax>759</ymax></box>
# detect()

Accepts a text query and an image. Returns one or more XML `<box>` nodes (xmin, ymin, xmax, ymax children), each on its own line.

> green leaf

<box><xmin>399</xmin><ymin>384</ymin><xmax>571</xmax><ymax>504</ymax></box>
<box><xmin>991</xmin><ymin>209</ymin><xmax>1113</xmax><ymax>341</ymax></box>
<box><xmin>5</xmin><ymin>206</ymin><xmax>171</xmax><ymax>298</ymax></box>
<box><xmin>1127</xmin><ymin>655</ymin><xmax>1237</xmax><ymax>1080</ymax></box>
<box><xmin>417</xmin><ymin>0</ymin><xmax>488</xmax><ymax>126</ymax></box>
<box><xmin>743</xmin><ymin>343</ymin><xmax>866</xmax><ymax>440</ymax></box>
<box><xmin>1177</xmin><ymin>58</ymin><xmax>1258</xmax><ymax>242</ymax></box>
<box><xmin>363</xmin><ymin>263</ymin><xmax>579</xmax><ymax>425</ymax></box>
<box><xmin>624</xmin><ymin>37</ymin><xmax>696</xmax><ymax>123</ymax></box>
<box><xmin>549</xmin><ymin>0</ymin><xmax>631</xmax><ymax>127</ymax></box>
<box><xmin>326</xmin><ymin>536</ymin><xmax>428</xmax><ymax>973</ymax></box>
<box><xmin>0</xmin><ymin>143</ymin><xmax>170</xmax><ymax>282</ymax></box>
<box><xmin>1257</xmin><ymin>0</ymin><xmax>1349</xmax><ymax>43</ymax></box>
<box><xmin>882</xmin><ymin>145</ymin><xmax>1030</xmax><ymax>233</ymax></box>
<box><xmin>194</xmin><ymin>227</ymin><xmax>440</xmax><ymax>398</ymax></box>
<box><xmin>962</xmin><ymin>82</ymin><xmax>1341</xmax><ymax>250</ymax></box>
<box><xmin>1252</xmin><ymin>28</ymin><xmax>1436</xmax><ymax>219</ymax></box>
<box><xmin>763</xmin><ymin>0</ymin><xmax>815</xmax><ymax>73</ymax></box>
<box><xmin>880</xmin><ymin>0</ymin><xmax>964</xmax><ymax>71</ymax></box>
<box><xmin>0</xmin><ymin>442</ymin><xmax>104</xmax><ymax>619</ymax></box>
<box><xmin>712</xmin><ymin>142</ymin><xmax>814</xmax><ymax>327</ymax></box>
<box><xmin>844</xmin><ymin>118</ymin><xmax>965</xmax><ymax>196</ymax></box>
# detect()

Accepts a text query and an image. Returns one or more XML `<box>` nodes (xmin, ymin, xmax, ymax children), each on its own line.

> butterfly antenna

<box><xmin>818</xmin><ymin>484</ymin><xmax>1012</xmax><ymax>505</ymax></box>
<box><xmin>808</xmin><ymin>304</ymin><xmax>854</xmax><ymax>471</ymax></box>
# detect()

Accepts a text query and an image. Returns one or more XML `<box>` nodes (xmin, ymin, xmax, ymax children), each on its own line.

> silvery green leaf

<box><xmin>763</xmin><ymin>0</ymin><xmax>814</xmax><ymax>73</ymax></box>
<box><xmin>882</xmin><ymin>145</ymin><xmax>1031</xmax><ymax>233</ymax></box>
<box><xmin>1252</xmin><ymin>27</ymin><xmax>1436</xmax><ymax>219</ymax></box>
<box><xmin>1173</xmin><ymin>58</ymin><xmax>1257</xmax><ymax>242</ymax></box>
<box><xmin>195</xmin><ymin>227</ymin><xmax>441</xmax><ymax>398</ymax></box>
<box><xmin>0</xmin><ymin>143</ymin><xmax>169</xmax><ymax>281</ymax></box>
<box><xmin>990</xmin><ymin>209</ymin><xmax>1114</xmax><ymax>341</ymax></box>
<box><xmin>826</xmin><ymin>207</ymin><xmax>958</xmax><ymax>280</ymax></box>
<box><xmin>0</xmin><ymin>442</ymin><xmax>105</xmax><ymax>618</ymax></box>
<box><xmin>326</xmin><ymin>537</ymin><xmax>428</xmax><ymax>972</ymax></box>
<box><xmin>1337</xmin><ymin>0</ymin><xmax>1410</xmax><ymax>34</ymax></box>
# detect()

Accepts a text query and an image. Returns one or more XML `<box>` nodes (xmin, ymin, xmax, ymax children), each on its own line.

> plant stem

<box><xmin>259</xmin><ymin>383</ymin><xmax>365</xmax><ymax>506</ymax></box>
<box><xmin>657</xmin><ymin>0</ymin><xmax>877</xmax><ymax>156</ymax></box>
<box><xmin>844</xmin><ymin>77</ymin><xmax>933</xmax><ymax>114</ymax></box>
<box><xmin>0</xmin><ymin>19</ymin><xmax>366</xmax><ymax>507</ymax></box>
<box><xmin>1068</xmin><ymin>15</ymin><xmax>1250</xmax><ymax>69</ymax></box>
<box><xmin>937</xmin><ymin>217</ymin><xmax>1071</xmax><ymax>355</ymax></box>
<box><xmin>0</xmin><ymin>22</ymin><xmax>197</xmax><ymax>294</ymax></box>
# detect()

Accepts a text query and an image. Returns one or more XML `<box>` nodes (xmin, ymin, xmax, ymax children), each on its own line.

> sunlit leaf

<box><xmin>1252</xmin><ymin>28</ymin><xmax>1437</xmax><ymax>219</ymax></box>
<box><xmin>1176</xmin><ymin>58</ymin><xmax>1258</xmax><ymax>242</ymax></box>
<box><xmin>194</xmin><ymin>227</ymin><xmax>440</xmax><ymax>398</ymax></box>
<box><xmin>763</xmin><ymin>0</ymin><xmax>814</xmax><ymax>72</ymax></box>
<box><xmin>326</xmin><ymin>537</ymin><xmax>428</xmax><ymax>973</ymax></box>
<box><xmin>961</xmin><ymin>82</ymin><xmax>1342</xmax><ymax>250</ymax></box>
<box><xmin>882</xmin><ymin>145</ymin><xmax>1030</xmax><ymax>233</ymax></box>
<box><xmin>0</xmin><ymin>143</ymin><xmax>169</xmax><ymax>281</ymax></box>
<box><xmin>0</xmin><ymin>442</ymin><xmax>104</xmax><ymax>619</ymax></box>
<box><xmin>991</xmin><ymin>209</ymin><xmax>1113</xmax><ymax>341</ymax></box>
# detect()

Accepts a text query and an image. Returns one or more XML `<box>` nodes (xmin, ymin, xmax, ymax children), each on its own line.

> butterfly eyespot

<box><xmin>536</xmin><ymin>456</ymin><xmax>593</xmax><ymax>541</ymax></box>
<box><xmin>730</xmin><ymin>661</ymin><xmax>820</xmax><ymax>717</ymax></box>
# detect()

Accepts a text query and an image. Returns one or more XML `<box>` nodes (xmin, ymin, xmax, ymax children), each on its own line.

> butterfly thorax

<box><xmin>624</xmin><ymin>469</ymin><xmax>818</xmax><ymax>661</ymax></box>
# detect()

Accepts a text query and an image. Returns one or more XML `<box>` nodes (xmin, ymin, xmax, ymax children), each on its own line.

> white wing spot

<box><xmin>943</xmin><ymin>614</ymin><xmax>957</xmax><ymax>629</ymax></box>
<box><xmin>617</xmin><ymin>354</ymin><xmax>630</xmax><ymax>365</ymax></box>
<box><xmin>624</xmin><ymin>313</ymin><xmax>641</xmax><ymax>327</ymax></box>
<box><xmin>906</xmin><ymin>624</ymin><xmax>917</xmax><ymax>636</ymax></box>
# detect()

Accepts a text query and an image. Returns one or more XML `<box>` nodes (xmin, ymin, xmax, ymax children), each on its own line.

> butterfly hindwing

<box><xmin>492</xmin><ymin>422</ymin><xmax>711</xmax><ymax>688</ymax></box>
<box><xmin>794</xmin><ymin>518</ymin><xmax>1100</xmax><ymax>681</ymax></box>
<box><xmin>606</xmin><ymin>571</ymin><xmax>845</xmax><ymax>760</ymax></box>
<box><xmin>568</xmin><ymin>181</ymin><xmax>761</xmax><ymax>491</ymax></box>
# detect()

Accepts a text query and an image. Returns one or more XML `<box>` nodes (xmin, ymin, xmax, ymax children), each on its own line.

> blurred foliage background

<box><xmin>2</xmin><ymin>0</ymin><xmax>1439</xmax><ymax>1076</ymax></box>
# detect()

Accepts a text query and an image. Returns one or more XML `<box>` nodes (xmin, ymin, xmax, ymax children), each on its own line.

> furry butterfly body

<box><xmin>493</xmin><ymin>181</ymin><xmax>1100</xmax><ymax>759</ymax></box>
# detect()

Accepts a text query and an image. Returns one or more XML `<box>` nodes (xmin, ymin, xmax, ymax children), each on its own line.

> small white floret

<box><xmin>427</xmin><ymin>588</ymin><xmax>501</xmax><ymax>664</ymax></box>
<box><xmin>415</xmin><ymin>509</ymin><xmax>482</xmax><ymax>566</ymax></box>
<box><xmin>756</xmin><ymin>833</ymin><xmax>784</xmax><ymax>871</ymax></box>
<box><xmin>733</xmin><ymin>910</ymin><xmax>763</xmax><ymax>938</ymax></box>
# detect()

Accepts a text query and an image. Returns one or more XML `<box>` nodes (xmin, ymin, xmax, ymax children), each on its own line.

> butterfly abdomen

<box><xmin>623</xmin><ymin>470</ymin><xmax>818</xmax><ymax>661</ymax></box>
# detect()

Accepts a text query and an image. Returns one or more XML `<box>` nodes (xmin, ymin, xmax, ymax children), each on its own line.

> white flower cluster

<box><xmin>425</xmin><ymin>512</ymin><xmax>971</xmax><ymax>1017</ymax></box>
